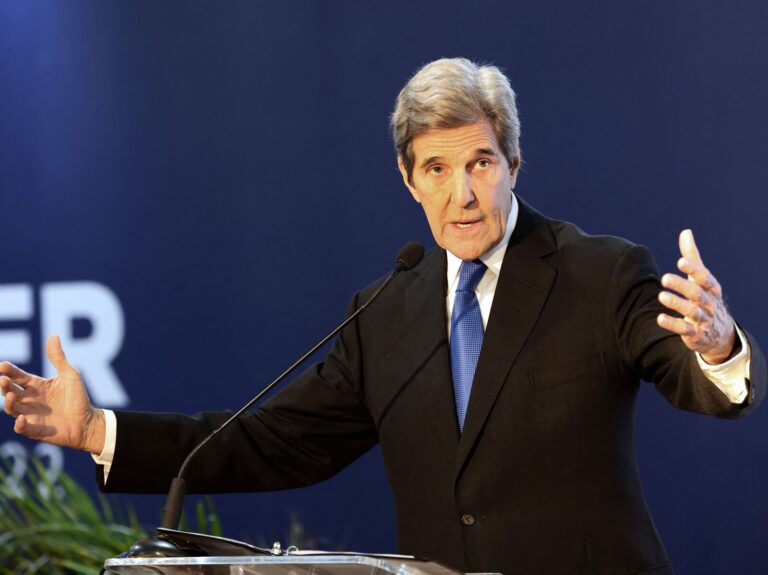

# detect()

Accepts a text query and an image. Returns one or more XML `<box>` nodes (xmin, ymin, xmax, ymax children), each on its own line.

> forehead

<box><xmin>411</xmin><ymin>120</ymin><xmax>501</xmax><ymax>162</ymax></box>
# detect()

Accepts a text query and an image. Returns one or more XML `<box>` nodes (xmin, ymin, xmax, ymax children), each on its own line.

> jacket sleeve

<box><xmin>611</xmin><ymin>243</ymin><xmax>765</xmax><ymax>418</ymax></box>
<box><xmin>100</xmin><ymin>292</ymin><xmax>379</xmax><ymax>494</ymax></box>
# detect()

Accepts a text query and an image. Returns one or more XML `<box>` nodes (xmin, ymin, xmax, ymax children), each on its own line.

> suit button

<box><xmin>461</xmin><ymin>514</ymin><xmax>476</xmax><ymax>526</ymax></box>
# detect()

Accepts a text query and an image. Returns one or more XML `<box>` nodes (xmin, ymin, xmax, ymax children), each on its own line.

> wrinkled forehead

<box><xmin>411</xmin><ymin>121</ymin><xmax>504</xmax><ymax>164</ymax></box>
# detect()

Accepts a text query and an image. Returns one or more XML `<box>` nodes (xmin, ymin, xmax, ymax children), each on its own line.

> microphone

<box><xmin>395</xmin><ymin>241</ymin><xmax>424</xmax><ymax>272</ymax></box>
<box><xmin>125</xmin><ymin>241</ymin><xmax>424</xmax><ymax>557</ymax></box>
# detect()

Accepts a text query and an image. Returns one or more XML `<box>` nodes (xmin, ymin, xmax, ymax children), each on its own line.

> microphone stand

<box><xmin>122</xmin><ymin>242</ymin><xmax>424</xmax><ymax>558</ymax></box>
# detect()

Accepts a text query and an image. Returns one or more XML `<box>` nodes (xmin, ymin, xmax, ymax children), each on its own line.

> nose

<box><xmin>450</xmin><ymin>171</ymin><xmax>475</xmax><ymax>208</ymax></box>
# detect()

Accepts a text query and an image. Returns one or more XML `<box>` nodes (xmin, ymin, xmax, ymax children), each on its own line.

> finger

<box><xmin>0</xmin><ymin>376</ymin><xmax>26</xmax><ymax>397</ymax></box>
<box><xmin>3</xmin><ymin>391</ymin><xmax>13</xmax><ymax>415</ymax></box>
<box><xmin>658</xmin><ymin>291</ymin><xmax>703</xmax><ymax>322</ymax></box>
<box><xmin>676</xmin><ymin>257</ymin><xmax>718</xmax><ymax>292</ymax></box>
<box><xmin>5</xmin><ymin>391</ymin><xmax>23</xmax><ymax>415</ymax></box>
<box><xmin>14</xmin><ymin>415</ymin><xmax>55</xmax><ymax>441</ymax></box>
<box><xmin>3</xmin><ymin>391</ymin><xmax>37</xmax><ymax>417</ymax></box>
<box><xmin>14</xmin><ymin>414</ymin><xmax>27</xmax><ymax>434</ymax></box>
<box><xmin>679</xmin><ymin>229</ymin><xmax>702</xmax><ymax>265</ymax></box>
<box><xmin>45</xmin><ymin>334</ymin><xmax>75</xmax><ymax>374</ymax></box>
<box><xmin>657</xmin><ymin>313</ymin><xmax>696</xmax><ymax>337</ymax></box>
<box><xmin>4</xmin><ymin>391</ymin><xmax>25</xmax><ymax>416</ymax></box>
<box><xmin>660</xmin><ymin>273</ymin><xmax>706</xmax><ymax>303</ymax></box>
<box><xmin>0</xmin><ymin>361</ymin><xmax>31</xmax><ymax>386</ymax></box>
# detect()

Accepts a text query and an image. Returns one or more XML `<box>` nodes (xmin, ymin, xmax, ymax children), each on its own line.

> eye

<box><xmin>475</xmin><ymin>159</ymin><xmax>491</xmax><ymax>170</ymax></box>
<box><xmin>427</xmin><ymin>164</ymin><xmax>444</xmax><ymax>175</ymax></box>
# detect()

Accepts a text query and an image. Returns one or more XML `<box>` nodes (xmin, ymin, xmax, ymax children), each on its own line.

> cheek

<box><xmin>423</xmin><ymin>204</ymin><xmax>444</xmax><ymax>226</ymax></box>
<box><xmin>421</xmin><ymin>202</ymin><xmax>448</xmax><ymax>232</ymax></box>
<box><xmin>491</xmin><ymin>183</ymin><xmax>512</xmax><ymax>214</ymax></box>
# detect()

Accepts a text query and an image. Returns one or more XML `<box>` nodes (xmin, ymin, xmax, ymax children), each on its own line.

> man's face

<box><xmin>399</xmin><ymin>120</ymin><xmax>519</xmax><ymax>261</ymax></box>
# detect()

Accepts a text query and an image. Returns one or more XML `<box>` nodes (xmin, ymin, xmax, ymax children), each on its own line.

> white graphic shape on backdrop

<box><xmin>0</xmin><ymin>284</ymin><xmax>34</xmax><ymax>411</ymax></box>
<box><xmin>0</xmin><ymin>284</ymin><xmax>34</xmax><ymax>362</ymax></box>
<box><xmin>40</xmin><ymin>282</ymin><xmax>128</xmax><ymax>407</ymax></box>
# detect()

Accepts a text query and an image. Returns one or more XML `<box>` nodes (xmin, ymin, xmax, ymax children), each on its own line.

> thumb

<box><xmin>46</xmin><ymin>334</ymin><xmax>76</xmax><ymax>375</ymax></box>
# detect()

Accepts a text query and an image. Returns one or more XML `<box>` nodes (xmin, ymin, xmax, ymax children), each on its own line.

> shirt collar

<box><xmin>446</xmin><ymin>192</ymin><xmax>519</xmax><ymax>286</ymax></box>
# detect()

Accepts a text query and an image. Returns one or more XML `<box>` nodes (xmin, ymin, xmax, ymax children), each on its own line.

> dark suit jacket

<box><xmin>103</xmin><ymin>198</ymin><xmax>766</xmax><ymax>575</ymax></box>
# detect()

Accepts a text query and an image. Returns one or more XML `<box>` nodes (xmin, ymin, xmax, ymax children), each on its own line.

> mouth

<box><xmin>451</xmin><ymin>219</ymin><xmax>481</xmax><ymax>230</ymax></box>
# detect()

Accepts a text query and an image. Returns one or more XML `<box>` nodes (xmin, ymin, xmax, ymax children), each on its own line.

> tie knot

<box><xmin>457</xmin><ymin>259</ymin><xmax>486</xmax><ymax>293</ymax></box>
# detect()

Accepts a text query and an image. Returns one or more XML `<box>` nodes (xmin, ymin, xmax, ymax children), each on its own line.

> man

<box><xmin>1</xmin><ymin>58</ymin><xmax>765</xmax><ymax>575</ymax></box>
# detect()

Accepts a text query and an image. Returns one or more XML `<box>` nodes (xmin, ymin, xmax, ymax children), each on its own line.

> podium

<box><xmin>103</xmin><ymin>553</ymin><xmax>467</xmax><ymax>575</ymax></box>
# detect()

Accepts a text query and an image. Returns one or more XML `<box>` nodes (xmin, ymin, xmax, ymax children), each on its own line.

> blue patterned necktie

<box><xmin>450</xmin><ymin>259</ymin><xmax>487</xmax><ymax>432</ymax></box>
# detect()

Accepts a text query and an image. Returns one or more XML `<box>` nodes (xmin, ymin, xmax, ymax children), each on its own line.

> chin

<box><xmin>447</xmin><ymin>246</ymin><xmax>485</xmax><ymax>261</ymax></box>
<box><xmin>441</xmin><ymin>233</ymin><xmax>493</xmax><ymax>261</ymax></box>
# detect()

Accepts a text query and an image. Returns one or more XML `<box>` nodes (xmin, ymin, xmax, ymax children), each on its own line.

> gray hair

<box><xmin>391</xmin><ymin>58</ymin><xmax>521</xmax><ymax>183</ymax></box>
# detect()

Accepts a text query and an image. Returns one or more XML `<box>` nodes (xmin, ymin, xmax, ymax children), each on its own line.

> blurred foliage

<box><xmin>0</xmin><ymin>458</ymin><xmax>220</xmax><ymax>575</ymax></box>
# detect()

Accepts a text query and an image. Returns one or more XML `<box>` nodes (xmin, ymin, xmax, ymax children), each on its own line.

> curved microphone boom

<box><xmin>131</xmin><ymin>241</ymin><xmax>424</xmax><ymax>556</ymax></box>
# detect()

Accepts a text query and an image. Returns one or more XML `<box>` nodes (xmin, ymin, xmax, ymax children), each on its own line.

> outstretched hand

<box><xmin>657</xmin><ymin>229</ymin><xmax>736</xmax><ymax>365</ymax></box>
<box><xmin>0</xmin><ymin>335</ymin><xmax>105</xmax><ymax>454</ymax></box>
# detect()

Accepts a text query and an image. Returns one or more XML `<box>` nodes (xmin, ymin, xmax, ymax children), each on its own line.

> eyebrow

<box><xmin>419</xmin><ymin>156</ymin><xmax>442</xmax><ymax>170</ymax></box>
<box><xmin>475</xmin><ymin>148</ymin><xmax>498</xmax><ymax>158</ymax></box>
<box><xmin>418</xmin><ymin>148</ymin><xmax>498</xmax><ymax>170</ymax></box>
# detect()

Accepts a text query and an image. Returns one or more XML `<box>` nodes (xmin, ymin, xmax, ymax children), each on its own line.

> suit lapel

<box><xmin>403</xmin><ymin>247</ymin><xmax>462</xmax><ymax>448</ymax></box>
<box><xmin>455</xmin><ymin>199</ymin><xmax>558</xmax><ymax>481</ymax></box>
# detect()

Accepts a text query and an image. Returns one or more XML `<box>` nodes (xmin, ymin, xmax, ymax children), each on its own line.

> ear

<box><xmin>509</xmin><ymin>156</ymin><xmax>521</xmax><ymax>189</ymax></box>
<box><xmin>398</xmin><ymin>156</ymin><xmax>422</xmax><ymax>203</ymax></box>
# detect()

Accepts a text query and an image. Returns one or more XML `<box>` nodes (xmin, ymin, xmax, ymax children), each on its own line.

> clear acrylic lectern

<box><xmin>103</xmin><ymin>553</ymin><xmax>467</xmax><ymax>575</ymax></box>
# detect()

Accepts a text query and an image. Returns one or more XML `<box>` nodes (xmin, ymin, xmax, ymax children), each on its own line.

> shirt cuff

<box><xmin>90</xmin><ymin>408</ymin><xmax>117</xmax><ymax>483</ymax></box>
<box><xmin>696</xmin><ymin>324</ymin><xmax>751</xmax><ymax>404</ymax></box>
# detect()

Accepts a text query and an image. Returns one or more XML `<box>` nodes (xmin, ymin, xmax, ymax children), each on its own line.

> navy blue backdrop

<box><xmin>1</xmin><ymin>1</ymin><xmax>767</xmax><ymax>573</ymax></box>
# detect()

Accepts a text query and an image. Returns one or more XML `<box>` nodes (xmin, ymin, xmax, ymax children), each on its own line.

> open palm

<box><xmin>1</xmin><ymin>335</ymin><xmax>104</xmax><ymax>453</ymax></box>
